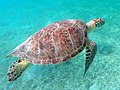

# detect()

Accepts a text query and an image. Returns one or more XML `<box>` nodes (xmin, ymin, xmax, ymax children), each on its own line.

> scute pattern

<box><xmin>11</xmin><ymin>20</ymin><xmax>87</xmax><ymax>64</ymax></box>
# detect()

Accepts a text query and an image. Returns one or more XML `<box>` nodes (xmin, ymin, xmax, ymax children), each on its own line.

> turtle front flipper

<box><xmin>84</xmin><ymin>40</ymin><xmax>97</xmax><ymax>75</ymax></box>
<box><xmin>7</xmin><ymin>59</ymin><xmax>30</xmax><ymax>81</ymax></box>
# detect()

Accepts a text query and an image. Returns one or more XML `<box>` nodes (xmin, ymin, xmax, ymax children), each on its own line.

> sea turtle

<box><xmin>6</xmin><ymin>18</ymin><xmax>105</xmax><ymax>81</ymax></box>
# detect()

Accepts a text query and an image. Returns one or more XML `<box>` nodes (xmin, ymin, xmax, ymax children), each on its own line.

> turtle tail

<box><xmin>7</xmin><ymin>59</ymin><xmax>30</xmax><ymax>82</ymax></box>
<box><xmin>5</xmin><ymin>53</ymin><xmax>12</xmax><ymax>58</ymax></box>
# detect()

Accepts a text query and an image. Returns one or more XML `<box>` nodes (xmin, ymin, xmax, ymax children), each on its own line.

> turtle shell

<box><xmin>11</xmin><ymin>20</ymin><xmax>87</xmax><ymax>64</ymax></box>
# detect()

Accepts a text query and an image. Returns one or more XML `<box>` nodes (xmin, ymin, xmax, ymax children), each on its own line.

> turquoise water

<box><xmin>0</xmin><ymin>0</ymin><xmax>120</xmax><ymax>90</ymax></box>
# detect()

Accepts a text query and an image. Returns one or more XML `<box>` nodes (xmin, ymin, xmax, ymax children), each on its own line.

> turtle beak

<box><xmin>94</xmin><ymin>18</ymin><xmax>105</xmax><ymax>27</ymax></box>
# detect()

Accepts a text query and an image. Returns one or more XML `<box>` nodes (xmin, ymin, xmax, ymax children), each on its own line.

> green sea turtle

<box><xmin>6</xmin><ymin>18</ymin><xmax>105</xmax><ymax>81</ymax></box>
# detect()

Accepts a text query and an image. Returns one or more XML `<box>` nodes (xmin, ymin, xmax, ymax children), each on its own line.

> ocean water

<box><xmin>0</xmin><ymin>0</ymin><xmax>120</xmax><ymax>90</ymax></box>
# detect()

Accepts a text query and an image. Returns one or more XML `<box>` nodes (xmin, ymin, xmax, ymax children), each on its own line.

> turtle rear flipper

<box><xmin>7</xmin><ymin>59</ymin><xmax>30</xmax><ymax>81</ymax></box>
<box><xmin>84</xmin><ymin>40</ymin><xmax>97</xmax><ymax>75</ymax></box>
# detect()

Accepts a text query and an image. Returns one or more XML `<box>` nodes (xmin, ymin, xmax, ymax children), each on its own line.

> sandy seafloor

<box><xmin>0</xmin><ymin>0</ymin><xmax>120</xmax><ymax>90</ymax></box>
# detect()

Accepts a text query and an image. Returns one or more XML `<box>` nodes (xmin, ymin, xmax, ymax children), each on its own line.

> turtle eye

<box><xmin>95</xmin><ymin>19</ymin><xmax>105</xmax><ymax>27</ymax></box>
<box><xmin>100</xmin><ymin>20</ymin><xmax>105</xmax><ymax>25</ymax></box>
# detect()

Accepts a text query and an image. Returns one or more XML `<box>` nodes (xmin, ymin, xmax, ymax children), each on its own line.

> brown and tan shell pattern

<box><xmin>10</xmin><ymin>20</ymin><xmax>87</xmax><ymax>64</ymax></box>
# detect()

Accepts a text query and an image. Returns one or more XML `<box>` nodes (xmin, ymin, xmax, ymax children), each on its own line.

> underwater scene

<box><xmin>0</xmin><ymin>0</ymin><xmax>120</xmax><ymax>90</ymax></box>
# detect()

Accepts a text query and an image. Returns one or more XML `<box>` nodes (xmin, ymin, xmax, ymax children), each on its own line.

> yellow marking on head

<box><xmin>86</xmin><ymin>18</ymin><xmax>105</xmax><ymax>33</ymax></box>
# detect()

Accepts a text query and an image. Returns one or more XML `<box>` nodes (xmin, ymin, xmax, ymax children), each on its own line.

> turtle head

<box><xmin>86</xmin><ymin>18</ymin><xmax>105</xmax><ymax>32</ymax></box>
